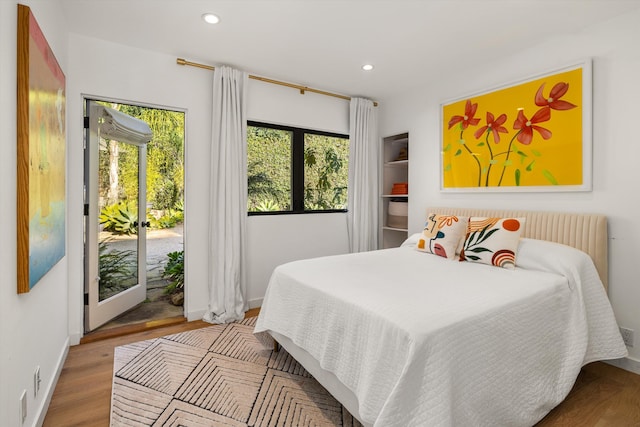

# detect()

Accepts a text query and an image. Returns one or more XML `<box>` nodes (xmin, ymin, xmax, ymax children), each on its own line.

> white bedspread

<box><xmin>254</xmin><ymin>238</ymin><xmax>627</xmax><ymax>426</ymax></box>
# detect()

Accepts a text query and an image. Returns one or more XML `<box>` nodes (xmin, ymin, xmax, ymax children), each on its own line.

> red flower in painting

<box><xmin>513</xmin><ymin>108</ymin><xmax>552</xmax><ymax>145</ymax></box>
<box><xmin>448</xmin><ymin>100</ymin><xmax>480</xmax><ymax>130</ymax></box>
<box><xmin>534</xmin><ymin>82</ymin><xmax>577</xmax><ymax>111</ymax></box>
<box><xmin>474</xmin><ymin>112</ymin><xmax>508</xmax><ymax>143</ymax></box>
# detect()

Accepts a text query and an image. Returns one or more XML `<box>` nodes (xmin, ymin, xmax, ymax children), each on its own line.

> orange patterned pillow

<box><xmin>460</xmin><ymin>217</ymin><xmax>526</xmax><ymax>269</ymax></box>
<box><xmin>416</xmin><ymin>213</ymin><xmax>468</xmax><ymax>260</ymax></box>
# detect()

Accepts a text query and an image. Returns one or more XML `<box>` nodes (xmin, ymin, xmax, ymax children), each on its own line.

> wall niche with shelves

<box><xmin>380</xmin><ymin>132</ymin><xmax>408</xmax><ymax>248</ymax></box>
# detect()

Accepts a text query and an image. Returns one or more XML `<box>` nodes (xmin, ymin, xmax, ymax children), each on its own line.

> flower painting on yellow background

<box><xmin>441</xmin><ymin>63</ymin><xmax>590</xmax><ymax>191</ymax></box>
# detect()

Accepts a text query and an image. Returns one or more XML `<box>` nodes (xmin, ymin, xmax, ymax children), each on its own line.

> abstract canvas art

<box><xmin>17</xmin><ymin>4</ymin><xmax>66</xmax><ymax>293</ymax></box>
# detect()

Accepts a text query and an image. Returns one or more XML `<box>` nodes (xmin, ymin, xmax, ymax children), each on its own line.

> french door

<box><xmin>84</xmin><ymin>99</ymin><xmax>151</xmax><ymax>332</ymax></box>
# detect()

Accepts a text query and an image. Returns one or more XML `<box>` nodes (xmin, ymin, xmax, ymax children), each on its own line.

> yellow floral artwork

<box><xmin>441</xmin><ymin>63</ymin><xmax>590</xmax><ymax>191</ymax></box>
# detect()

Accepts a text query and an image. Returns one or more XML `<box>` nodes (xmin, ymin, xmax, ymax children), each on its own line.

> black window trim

<box><xmin>247</xmin><ymin>120</ymin><xmax>349</xmax><ymax>216</ymax></box>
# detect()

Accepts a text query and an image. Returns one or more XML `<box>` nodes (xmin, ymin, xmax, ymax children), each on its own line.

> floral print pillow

<box><xmin>416</xmin><ymin>214</ymin><xmax>468</xmax><ymax>260</ymax></box>
<box><xmin>460</xmin><ymin>217</ymin><xmax>526</xmax><ymax>269</ymax></box>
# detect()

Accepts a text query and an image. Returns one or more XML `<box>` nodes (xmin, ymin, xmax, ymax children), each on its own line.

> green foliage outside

<box><xmin>96</xmin><ymin>102</ymin><xmax>185</xmax><ymax>298</ymax></box>
<box><xmin>247</xmin><ymin>127</ymin><xmax>292</xmax><ymax>211</ymax></box>
<box><xmin>150</xmin><ymin>208</ymin><xmax>184</xmax><ymax>229</ymax></box>
<box><xmin>98</xmin><ymin>102</ymin><xmax>185</xmax><ymax>213</ymax></box>
<box><xmin>100</xmin><ymin>202</ymin><xmax>137</xmax><ymax>235</ymax></box>
<box><xmin>163</xmin><ymin>250</ymin><xmax>184</xmax><ymax>294</ymax></box>
<box><xmin>304</xmin><ymin>134</ymin><xmax>349</xmax><ymax>210</ymax></box>
<box><xmin>247</xmin><ymin>126</ymin><xmax>349</xmax><ymax>212</ymax></box>
<box><xmin>150</xmin><ymin>198</ymin><xmax>184</xmax><ymax>229</ymax></box>
<box><xmin>98</xmin><ymin>239</ymin><xmax>135</xmax><ymax>300</ymax></box>
<box><xmin>99</xmin><ymin>201</ymin><xmax>184</xmax><ymax>233</ymax></box>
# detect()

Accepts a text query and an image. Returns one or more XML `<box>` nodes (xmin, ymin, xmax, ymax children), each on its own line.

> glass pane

<box><xmin>304</xmin><ymin>134</ymin><xmax>349</xmax><ymax>210</ymax></box>
<box><xmin>247</xmin><ymin>126</ymin><xmax>292</xmax><ymax>212</ymax></box>
<box><xmin>115</xmin><ymin>105</ymin><xmax>186</xmax><ymax>290</ymax></box>
<box><xmin>98</xmin><ymin>136</ymin><xmax>138</xmax><ymax>301</ymax></box>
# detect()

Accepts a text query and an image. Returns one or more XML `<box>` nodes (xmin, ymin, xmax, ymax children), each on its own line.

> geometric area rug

<box><xmin>110</xmin><ymin>316</ymin><xmax>363</xmax><ymax>426</ymax></box>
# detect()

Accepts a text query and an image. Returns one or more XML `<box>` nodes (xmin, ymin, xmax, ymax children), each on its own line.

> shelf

<box><xmin>380</xmin><ymin>132</ymin><xmax>409</xmax><ymax>249</ymax></box>
<box><xmin>389</xmin><ymin>135</ymin><xmax>408</xmax><ymax>144</ymax></box>
<box><xmin>382</xmin><ymin>226</ymin><xmax>408</xmax><ymax>232</ymax></box>
<box><xmin>384</xmin><ymin>160</ymin><xmax>408</xmax><ymax>167</ymax></box>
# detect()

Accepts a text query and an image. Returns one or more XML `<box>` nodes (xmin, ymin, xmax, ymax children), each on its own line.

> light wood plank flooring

<box><xmin>44</xmin><ymin>313</ymin><xmax>640</xmax><ymax>426</ymax></box>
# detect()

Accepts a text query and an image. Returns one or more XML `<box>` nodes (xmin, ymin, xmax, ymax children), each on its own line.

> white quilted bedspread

<box><xmin>254</xmin><ymin>238</ymin><xmax>627</xmax><ymax>426</ymax></box>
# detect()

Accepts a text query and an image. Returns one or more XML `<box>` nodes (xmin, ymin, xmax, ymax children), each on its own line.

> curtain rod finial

<box><xmin>176</xmin><ymin>58</ymin><xmax>187</xmax><ymax>66</ymax></box>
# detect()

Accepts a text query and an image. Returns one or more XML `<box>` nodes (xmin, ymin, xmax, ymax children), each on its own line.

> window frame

<box><xmin>247</xmin><ymin>120</ymin><xmax>349</xmax><ymax>216</ymax></box>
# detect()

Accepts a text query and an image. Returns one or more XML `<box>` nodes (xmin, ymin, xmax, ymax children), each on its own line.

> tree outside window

<box><xmin>247</xmin><ymin>122</ymin><xmax>349</xmax><ymax>214</ymax></box>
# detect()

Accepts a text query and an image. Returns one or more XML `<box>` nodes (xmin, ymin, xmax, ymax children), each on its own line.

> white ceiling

<box><xmin>60</xmin><ymin>0</ymin><xmax>640</xmax><ymax>102</ymax></box>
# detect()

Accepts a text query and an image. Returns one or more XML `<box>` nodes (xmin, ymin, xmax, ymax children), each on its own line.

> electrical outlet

<box><xmin>34</xmin><ymin>366</ymin><xmax>41</xmax><ymax>397</ymax></box>
<box><xmin>19</xmin><ymin>389</ymin><xmax>27</xmax><ymax>424</ymax></box>
<box><xmin>620</xmin><ymin>327</ymin><xmax>634</xmax><ymax>347</ymax></box>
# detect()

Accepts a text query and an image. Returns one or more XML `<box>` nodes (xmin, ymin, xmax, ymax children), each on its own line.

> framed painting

<box><xmin>440</xmin><ymin>60</ymin><xmax>591</xmax><ymax>192</ymax></box>
<box><xmin>17</xmin><ymin>4</ymin><xmax>66</xmax><ymax>293</ymax></box>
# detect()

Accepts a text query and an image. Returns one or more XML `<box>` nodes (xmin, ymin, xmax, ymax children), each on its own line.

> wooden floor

<box><xmin>44</xmin><ymin>312</ymin><xmax>640</xmax><ymax>426</ymax></box>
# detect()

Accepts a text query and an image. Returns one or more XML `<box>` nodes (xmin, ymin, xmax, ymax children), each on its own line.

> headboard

<box><xmin>426</xmin><ymin>207</ymin><xmax>609</xmax><ymax>290</ymax></box>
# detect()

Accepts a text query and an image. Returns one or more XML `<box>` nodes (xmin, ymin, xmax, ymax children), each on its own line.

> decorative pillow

<box><xmin>460</xmin><ymin>217</ymin><xmax>526</xmax><ymax>269</ymax></box>
<box><xmin>416</xmin><ymin>213</ymin><xmax>468</xmax><ymax>260</ymax></box>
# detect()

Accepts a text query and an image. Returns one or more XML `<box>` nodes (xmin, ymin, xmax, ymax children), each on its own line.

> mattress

<box><xmin>254</xmin><ymin>238</ymin><xmax>627</xmax><ymax>426</ymax></box>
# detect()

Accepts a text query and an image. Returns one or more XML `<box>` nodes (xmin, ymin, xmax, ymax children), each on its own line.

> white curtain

<box><xmin>205</xmin><ymin>66</ymin><xmax>248</xmax><ymax>324</ymax></box>
<box><xmin>347</xmin><ymin>97</ymin><xmax>379</xmax><ymax>253</ymax></box>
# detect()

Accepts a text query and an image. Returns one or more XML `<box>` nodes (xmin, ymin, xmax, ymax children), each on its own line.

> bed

<box><xmin>253</xmin><ymin>208</ymin><xmax>627</xmax><ymax>426</ymax></box>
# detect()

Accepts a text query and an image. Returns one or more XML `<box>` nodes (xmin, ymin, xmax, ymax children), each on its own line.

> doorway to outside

<box><xmin>84</xmin><ymin>98</ymin><xmax>185</xmax><ymax>333</ymax></box>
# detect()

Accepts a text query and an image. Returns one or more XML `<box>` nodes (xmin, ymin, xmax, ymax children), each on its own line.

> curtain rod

<box><xmin>176</xmin><ymin>58</ymin><xmax>378</xmax><ymax>107</ymax></box>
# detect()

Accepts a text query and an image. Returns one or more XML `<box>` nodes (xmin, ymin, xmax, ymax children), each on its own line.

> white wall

<box><xmin>380</xmin><ymin>9</ymin><xmax>640</xmax><ymax>370</ymax></box>
<box><xmin>0</xmin><ymin>2</ymin><xmax>70</xmax><ymax>426</ymax></box>
<box><xmin>0</xmin><ymin>6</ymin><xmax>349</xmax><ymax>421</ymax></box>
<box><xmin>246</xmin><ymin>81</ymin><xmax>350</xmax><ymax>306</ymax></box>
<box><xmin>66</xmin><ymin>34</ymin><xmax>350</xmax><ymax>331</ymax></box>
<box><xmin>66</xmin><ymin>33</ymin><xmax>214</xmax><ymax>336</ymax></box>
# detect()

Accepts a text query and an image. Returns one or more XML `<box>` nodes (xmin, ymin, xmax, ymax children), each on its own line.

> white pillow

<box><xmin>460</xmin><ymin>217</ymin><xmax>525</xmax><ymax>269</ymax></box>
<box><xmin>401</xmin><ymin>233</ymin><xmax>423</xmax><ymax>247</ymax></box>
<box><xmin>416</xmin><ymin>213</ymin><xmax>469</xmax><ymax>260</ymax></box>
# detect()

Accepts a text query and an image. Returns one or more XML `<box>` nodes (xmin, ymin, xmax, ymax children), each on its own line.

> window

<box><xmin>247</xmin><ymin>121</ymin><xmax>349</xmax><ymax>214</ymax></box>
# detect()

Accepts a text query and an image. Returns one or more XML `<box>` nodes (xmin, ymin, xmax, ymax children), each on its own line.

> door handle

<box><xmin>141</xmin><ymin>221</ymin><xmax>150</xmax><ymax>227</ymax></box>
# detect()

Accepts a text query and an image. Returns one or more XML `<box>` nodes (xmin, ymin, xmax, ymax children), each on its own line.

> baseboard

<box><xmin>35</xmin><ymin>336</ymin><xmax>69</xmax><ymax>427</ymax></box>
<box><xmin>68</xmin><ymin>331</ymin><xmax>82</xmax><ymax>346</ymax></box>
<box><xmin>605</xmin><ymin>355</ymin><xmax>640</xmax><ymax>375</ymax></box>
<box><xmin>248</xmin><ymin>297</ymin><xmax>263</xmax><ymax>309</ymax></box>
<box><xmin>186</xmin><ymin>308</ymin><xmax>206</xmax><ymax>322</ymax></box>
<box><xmin>187</xmin><ymin>302</ymin><xmax>262</xmax><ymax>321</ymax></box>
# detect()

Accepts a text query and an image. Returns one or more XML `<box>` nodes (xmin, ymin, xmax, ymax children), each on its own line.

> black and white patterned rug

<box><xmin>110</xmin><ymin>316</ymin><xmax>363</xmax><ymax>426</ymax></box>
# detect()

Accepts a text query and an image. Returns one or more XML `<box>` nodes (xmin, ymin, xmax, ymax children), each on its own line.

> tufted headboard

<box><xmin>426</xmin><ymin>207</ymin><xmax>609</xmax><ymax>290</ymax></box>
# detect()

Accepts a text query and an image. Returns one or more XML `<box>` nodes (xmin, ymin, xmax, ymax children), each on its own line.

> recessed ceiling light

<box><xmin>202</xmin><ymin>13</ymin><xmax>220</xmax><ymax>24</ymax></box>
<box><xmin>362</xmin><ymin>64</ymin><xmax>374</xmax><ymax>71</ymax></box>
